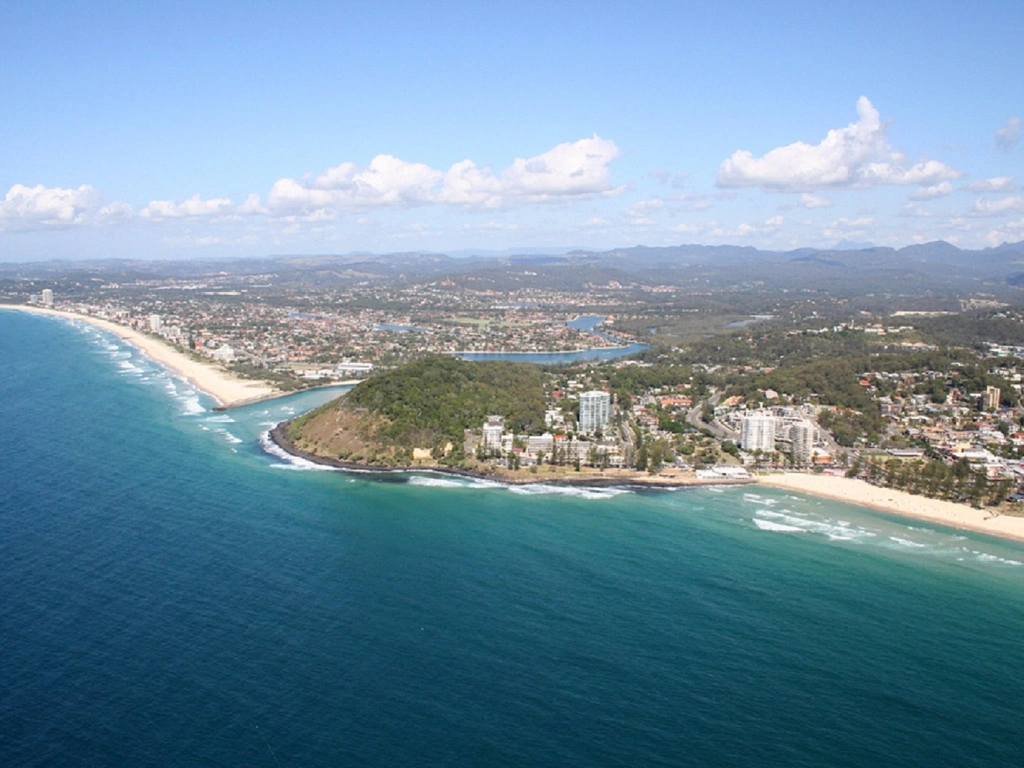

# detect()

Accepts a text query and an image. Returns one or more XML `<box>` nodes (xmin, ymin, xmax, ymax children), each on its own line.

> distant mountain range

<box><xmin>832</xmin><ymin>239</ymin><xmax>877</xmax><ymax>251</ymax></box>
<box><xmin>3</xmin><ymin>240</ymin><xmax>1024</xmax><ymax>298</ymax></box>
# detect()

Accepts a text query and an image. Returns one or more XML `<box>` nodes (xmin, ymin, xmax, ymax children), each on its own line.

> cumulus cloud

<box><xmin>267</xmin><ymin>135</ymin><xmax>622</xmax><ymax>217</ymax></box>
<box><xmin>717</xmin><ymin>97</ymin><xmax>961</xmax><ymax>192</ymax></box>
<box><xmin>0</xmin><ymin>183</ymin><xmax>102</xmax><ymax>231</ymax></box>
<box><xmin>625</xmin><ymin>198</ymin><xmax>664</xmax><ymax>223</ymax></box>
<box><xmin>2</xmin><ymin>137</ymin><xmax>621</xmax><ymax>237</ymax></box>
<box><xmin>237</xmin><ymin>193</ymin><xmax>266</xmax><ymax>215</ymax></box>
<box><xmin>964</xmin><ymin>176</ymin><xmax>1015</xmax><ymax>193</ymax></box>
<box><xmin>498</xmin><ymin>136</ymin><xmax>621</xmax><ymax>200</ymax></box>
<box><xmin>995</xmin><ymin>117</ymin><xmax>1021</xmax><ymax>151</ymax></box>
<box><xmin>971</xmin><ymin>196</ymin><xmax>1024</xmax><ymax>216</ymax></box>
<box><xmin>140</xmin><ymin>194</ymin><xmax>236</xmax><ymax>219</ymax></box>
<box><xmin>909</xmin><ymin>182</ymin><xmax>953</xmax><ymax>200</ymax></box>
<box><xmin>800</xmin><ymin>193</ymin><xmax>832</xmax><ymax>209</ymax></box>
<box><xmin>95</xmin><ymin>201</ymin><xmax>135</xmax><ymax>226</ymax></box>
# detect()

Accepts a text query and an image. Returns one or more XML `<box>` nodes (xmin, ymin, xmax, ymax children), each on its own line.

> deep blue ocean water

<box><xmin>3</xmin><ymin>309</ymin><xmax>1024</xmax><ymax>767</ymax></box>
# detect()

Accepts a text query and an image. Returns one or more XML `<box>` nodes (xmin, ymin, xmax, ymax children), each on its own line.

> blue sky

<box><xmin>2</xmin><ymin>0</ymin><xmax>1022</xmax><ymax>260</ymax></box>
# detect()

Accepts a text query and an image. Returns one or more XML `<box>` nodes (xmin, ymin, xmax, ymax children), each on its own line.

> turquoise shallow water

<box><xmin>3</xmin><ymin>309</ymin><xmax>1024</xmax><ymax>767</ymax></box>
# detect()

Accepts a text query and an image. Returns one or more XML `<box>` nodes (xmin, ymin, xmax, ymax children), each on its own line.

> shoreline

<box><xmin>2</xmin><ymin>304</ymin><xmax>280</xmax><ymax>408</ymax></box>
<box><xmin>268</xmin><ymin>423</ymin><xmax>754</xmax><ymax>490</ymax></box>
<box><xmin>757</xmin><ymin>472</ymin><xmax>1024</xmax><ymax>544</ymax></box>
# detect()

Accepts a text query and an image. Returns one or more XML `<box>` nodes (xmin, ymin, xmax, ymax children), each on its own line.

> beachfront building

<box><xmin>41</xmin><ymin>289</ymin><xmax>54</xmax><ymax>307</ymax></box>
<box><xmin>791</xmin><ymin>421</ymin><xmax>814</xmax><ymax>464</ymax></box>
<box><xmin>482</xmin><ymin>416</ymin><xmax>505</xmax><ymax>453</ymax></box>
<box><xmin>741</xmin><ymin>414</ymin><xmax>776</xmax><ymax>453</ymax></box>
<box><xmin>527</xmin><ymin>433</ymin><xmax>555</xmax><ymax>458</ymax></box>
<box><xmin>579</xmin><ymin>390</ymin><xmax>611</xmax><ymax>434</ymax></box>
<box><xmin>149</xmin><ymin>314</ymin><xmax>163</xmax><ymax>332</ymax></box>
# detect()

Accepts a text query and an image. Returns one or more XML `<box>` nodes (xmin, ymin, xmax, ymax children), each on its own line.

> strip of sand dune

<box><xmin>3</xmin><ymin>305</ymin><xmax>278</xmax><ymax>408</ymax></box>
<box><xmin>758</xmin><ymin>471</ymin><xmax>1024</xmax><ymax>543</ymax></box>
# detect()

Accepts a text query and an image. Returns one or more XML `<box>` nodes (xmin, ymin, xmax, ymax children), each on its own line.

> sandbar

<box><xmin>758</xmin><ymin>471</ymin><xmax>1024</xmax><ymax>543</ymax></box>
<box><xmin>2</xmin><ymin>304</ymin><xmax>279</xmax><ymax>408</ymax></box>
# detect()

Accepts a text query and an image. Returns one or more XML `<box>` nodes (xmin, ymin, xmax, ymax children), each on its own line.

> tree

<box><xmin>635</xmin><ymin>445</ymin><xmax>648</xmax><ymax>472</ymax></box>
<box><xmin>845</xmin><ymin>456</ymin><xmax>862</xmax><ymax>478</ymax></box>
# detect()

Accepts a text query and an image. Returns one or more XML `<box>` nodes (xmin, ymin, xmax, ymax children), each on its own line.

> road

<box><xmin>686</xmin><ymin>394</ymin><xmax>739</xmax><ymax>441</ymax></box>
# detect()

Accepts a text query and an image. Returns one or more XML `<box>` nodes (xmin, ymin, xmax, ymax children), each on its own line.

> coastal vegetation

<box><xmin>849</xmin><ymin>455</ymin><xmax>1015</xmax><ymax>509</ymax></box>
<box><xmin>287</xmin><ymin>356</ymin><xmax>546</xmax><ymax>465</ymax></box>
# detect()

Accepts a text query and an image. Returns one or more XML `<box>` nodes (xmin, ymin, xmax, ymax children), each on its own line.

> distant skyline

<box><xmin>2</xmin><ymin>1</ymin><xmax>1022</xmax><ymax>261</ymax></box>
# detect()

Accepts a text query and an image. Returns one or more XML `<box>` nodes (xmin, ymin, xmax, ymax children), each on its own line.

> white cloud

<box><xmin>821</xmin><ymin>216</ymin><xmax>875</xmax><ymax>240</ymax></box>
<box><xmin>671</xmin><ymin>222</ymin><xmax>706</xmax><ymax>234</ymax></box>
<box><xmin>900</xmin><ymin>203</ymin><xmax>932</xmax><ymax>218</ymax></box>
<box><xmin>267</xmin><ymin>136</ymin><xmax>622</xmax><ymax>218</ymax></box>
<box><xmin>140</xmin><ymin>194</ymin><xmax>236</xmax><ymax>219</ymax></box>
<box><xmin>95</xmin><ymin>201</ymin><xmax>135</xmax><ymax>226</ymax></box>
<box><xmin>625</xmin><ymin>198</ymin><xmax>664</xmax><ymax>221</ymax></box>
<box><xmin>733</xmin><ymin>215</ymin><xmax>784</xmax><ymax>238</ymax></box>
<box><xmin>237</xmin><ymin>194</ymin><xmax>266</xmax><ymax>215</ymax></box>
<box><xmin>971</xmin><ymin>196</ymin><xmax>1024</xmax><ymax>216</ymax></box>
<box><xmin>499</xmin><ymin>136</ymin><xmax>622</xmax><ymax>200</ymax></box>
<box><xmin>986</xmin><ymin>219</ymin><xmax>1024</xmax><ymax>246</ymax></box>
<box><xmin>316</xmin><ymin>154</ymin><xmax>444</xmax><ymax>206</ymax></box>
<box><xmin>800</xmin><ymin>193</ymin><xmax>832</xmax><ymax>209</ymax></box>
<box><xmin>717</xmin><ymin>97</ymin><xmax>961</xmax><ymax>192</ymax></box>
<box><xmin>995</xmin><ymin>117</ymin><xmax>1021</xmax><ymax>151</ymax></box>
<box><xmin>265</xmin><ymin>179</ymin><xmax>340</xmax><ymax>219</ymax></box>
<box><xmin>909</xmin><ymin>182</ymin><xmax>953</xmax><ymax>200</ymax></box>
<box><xmin>0</xmin><ymin>183</ymin><xmax>102</xmax><ymax>231</ymax></box>
<box><xmin>964</xmin><ymin>176</ymin><xmax>1015</xmax><ymax>193</ymax></box>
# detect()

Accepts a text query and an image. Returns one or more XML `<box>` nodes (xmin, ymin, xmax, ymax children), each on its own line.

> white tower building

<box><xmin>791</xmin><ymin>421</ymin><xmax>814</xmax><ymax>463</ymax></box>
<box><xmin>482</xmin><ymin>416</ymin><xmax>505</xmax><ymax>452</ymax></box>
<box><xmin>741</xmin><ymin>414</ymin><xmax>776</xmax><ymax>453</ymax></box>
<box><xmin>578</xmin><ymin>391</ymin><xmax>611</xmax><ymax>434</ymax></box>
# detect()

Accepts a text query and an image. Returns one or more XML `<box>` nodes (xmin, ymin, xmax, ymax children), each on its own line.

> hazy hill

<box><xmin>4</xmin><ymin>240</ymin><xmax>1024</xmax><ymax>297</ymax></box>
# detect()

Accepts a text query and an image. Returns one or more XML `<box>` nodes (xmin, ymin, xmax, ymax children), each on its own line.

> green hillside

<box><xmin>286</xmin><ymin>356</ymin><xmax>547</xmax><ymax>464</ymax></box>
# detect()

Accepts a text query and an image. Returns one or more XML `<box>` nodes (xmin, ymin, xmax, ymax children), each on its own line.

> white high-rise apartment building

<box><xmin>482</xmin><ymin>416</ymin><xmax>505</xmax><ymax>452</ymax></box>
<box><xmin>741</xmin><ymin>414</ymin><xmax>776</xmax><ymax>453</ymax></box>
<box><xmin>41</xmin><ymin>289</ymin><xmax>53</xmax><ymax>306</ymax></box>
<box><xmin>790</xmin><ymin>421</ymin><xmax>814</xmax><ymax>463</ymax></box>
<box><xmin>578</xmin><ymin>391</ymin><xmax>611</xmax><ymax>434</ymax></box>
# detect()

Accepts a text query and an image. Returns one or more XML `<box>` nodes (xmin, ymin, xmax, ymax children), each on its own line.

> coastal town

<box><xmin>451</xmin><ymin>354</ymin><xmax>1024</xmax><ymax>508</ymax></box>
<box><xmin>18</xmin><ymin>281</ymin><xmax>634</xmax><ymax>381</ymax></box>
<box><xmin>8</xmin><ymin>249</ymin><xmax>1024</xmax><ymax>513</ymax></box>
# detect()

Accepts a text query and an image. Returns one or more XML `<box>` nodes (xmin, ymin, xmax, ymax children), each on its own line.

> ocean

<box><xmin>3</xmin><ymin>309</ymin><xmax>1024</xmax><ymax>767</ymax></box>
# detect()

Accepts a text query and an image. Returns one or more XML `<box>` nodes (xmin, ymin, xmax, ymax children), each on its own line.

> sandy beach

<box><xmin>3</xmin><ymin>304</ymin><xmax>279</xmax><ymax>408</ymax></box>
<box><xmin>758</xmin><ymin>472</ymin><xmax>1024</xmax><ymax>543</ymax></box>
